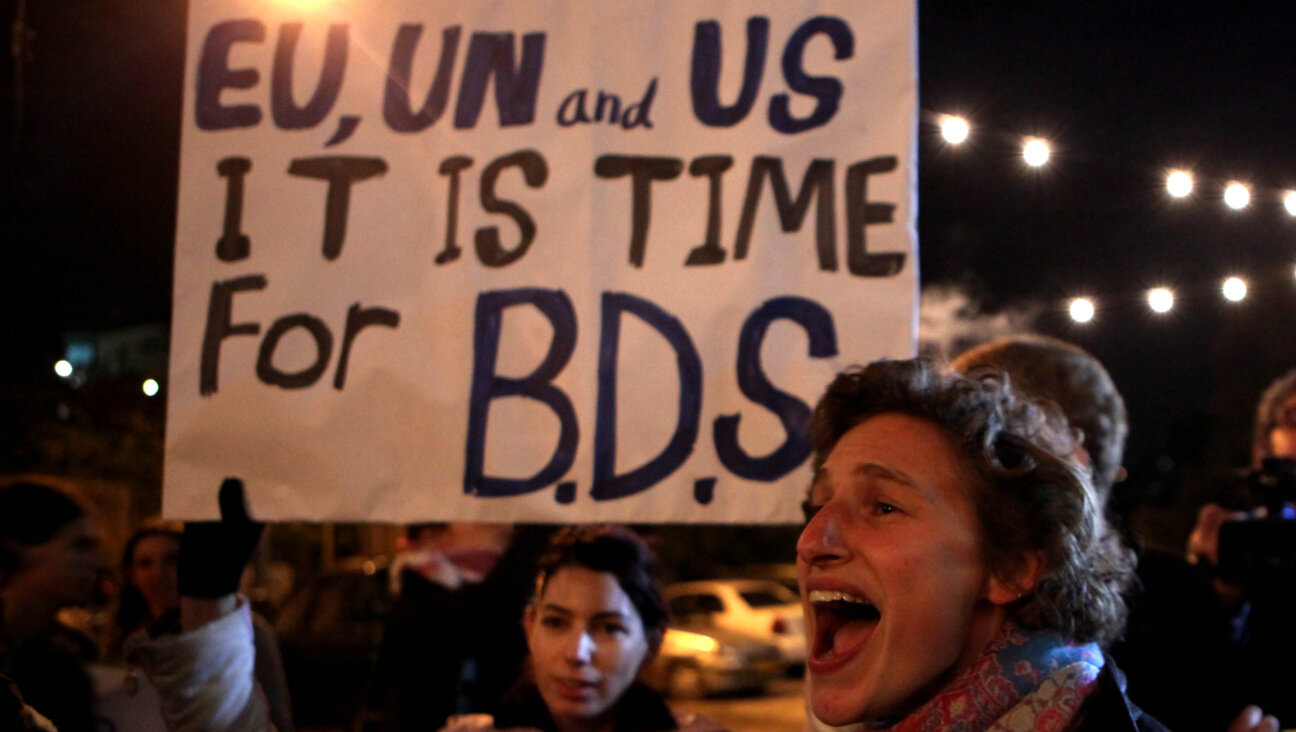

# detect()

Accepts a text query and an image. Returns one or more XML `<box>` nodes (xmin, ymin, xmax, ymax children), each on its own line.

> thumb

<box><xmin>218</xmin><ymin>477</ymin><xmax>253</xmax><ymax>524</ymax></box>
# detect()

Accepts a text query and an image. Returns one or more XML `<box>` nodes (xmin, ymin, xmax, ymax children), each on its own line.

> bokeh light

<box><xmin>940</xmin><ymin>115</ymin><xmax>970</xmax><ymax>144</ymax></box>
<box><xmin>1224</xmin><ymin>182</ymin><xmax>1251</xmax><ymax>210</ymax></box>
<box><xmin>1068</xmin><ymin>297</ymin><xmax>1095</xmax><ymax>323</ymax></box>
<box><xmin>1166</xmin><ymin>170</ymin><xmax>1193</xmax><ymax>198</ymax></box>
<box><xmin>1147</xmin><ymin>287</ymin><xmax>1174</xmax><ymax>313</ymax></box>
<box><xmin>54</xmin><ymin>360</ymin><xmax>72</xmax><ymax>378</ymax></box>
<box><xmin>142</xmin><ymin>379</ymin><xmax>160</xmax><ymax>397</ymax></box>
<box><xmin>1285</xmin><ymin>191</ymin><xmax>1296</xmax><ymax>216</ymax></box>
<box><xmin>1222</xmin><ymin>276</ymin><xmax>1248</xmax><ymax>301</ymax></box>
<box><xmin>1023</xmin><ymin>138</ymin><xmax>1051</xmax><ymax>167</ymax></box>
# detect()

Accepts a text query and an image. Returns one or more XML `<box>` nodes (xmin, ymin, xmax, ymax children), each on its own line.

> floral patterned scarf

<box><xmin>882</xmin><ymin>622</ymin><xmax>1104</xmax><ymax>732</ymax></box>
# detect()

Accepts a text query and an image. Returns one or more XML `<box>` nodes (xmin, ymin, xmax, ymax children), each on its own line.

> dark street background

<box><xmin>6</xmin><ymin>3</ymin><xmax>1296</xmax><ymax>729</ymax></box>
<box><xmin>2</xmin><ymin>0</ymin><xmax>1295</xmax><ymax>568</ymax></box>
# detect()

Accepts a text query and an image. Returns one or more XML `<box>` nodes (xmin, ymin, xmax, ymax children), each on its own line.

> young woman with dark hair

<box><xmin>445</xmin><ymin>525</ymin><xmax>722</xmax><ymax>732</ymax></box>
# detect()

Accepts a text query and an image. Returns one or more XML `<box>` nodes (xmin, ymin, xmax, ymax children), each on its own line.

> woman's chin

<box><xmin>811</xmin><ymin>683</ymin><xmax>908</xmax><ymax>729</ymax></box>
<box><xmin>544</xmin><ymin>693</ymin><xmax>608</xmax><ymax>725</ymax></box>
<box><xmin>810</xmin><ymin>691</ymin><xmax>867</xmax><ymax>728</ymax></box>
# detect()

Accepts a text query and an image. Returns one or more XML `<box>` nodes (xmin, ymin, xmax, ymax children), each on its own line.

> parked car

<box><xmin>643</xmin><ymin>626</ymin><xmax>783</xmax><ymax>699</ymax></box>
<box><xmin>274</xmin><ymin>559</ymin><xmax>394</xmax><ymax>728</ymax></box>
<box><xmin>664</xmin><ymin>579</ymin><xmax>806</xmax><ymax>671</ymax></box>
<box><xmin>728</xmin><ymin>562</ymin><xmax>799</xmax><ymax>596</ymax></box>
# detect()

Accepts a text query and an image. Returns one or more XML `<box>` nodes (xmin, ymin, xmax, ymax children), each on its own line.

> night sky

<box><xmin>5</xmin><ymin>1</ymin><xmax>1296</xmax><ymax>543</ymax></box>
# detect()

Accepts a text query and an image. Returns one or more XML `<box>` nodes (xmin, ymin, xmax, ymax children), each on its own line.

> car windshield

<box><xmin>739</xmin><ymin>584</ymin><xmax>797</xmax><ymax>607</ymax></box>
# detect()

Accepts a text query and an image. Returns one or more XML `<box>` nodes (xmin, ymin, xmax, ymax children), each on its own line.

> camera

<box><xmin>1216</xmin><ymin>457</ymin><xmax>1296</xmax><ymax>587</ymax></box>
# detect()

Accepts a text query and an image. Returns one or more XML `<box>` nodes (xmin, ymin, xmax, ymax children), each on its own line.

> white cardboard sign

<box><xmin>165</xmin><ymin>0</ymin><xmax>917</xmax><ymax>523</ymax></box>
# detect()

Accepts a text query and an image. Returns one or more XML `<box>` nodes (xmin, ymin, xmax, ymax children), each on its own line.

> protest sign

<box><xmin>165</xmin><ymin>0</ymin><xmax>917</xmax><ymax>523</ymax></box>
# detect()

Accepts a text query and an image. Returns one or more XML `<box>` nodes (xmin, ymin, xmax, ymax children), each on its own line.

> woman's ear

<box><xmin>986</xmin><ymin>550</ymin><xmax>1047</xmax><ymax>606</ymax></box>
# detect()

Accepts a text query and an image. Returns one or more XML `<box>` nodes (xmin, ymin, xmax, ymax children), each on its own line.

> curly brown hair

<box><xmin>952</xmin><ymin>335</ymin><xmax>1128</xmax><ymax>500</ymax></box>
<box><xmin>807</xmin><ymin>357</ymin><xmax>1134</xmax><ymax>646</ymax></box>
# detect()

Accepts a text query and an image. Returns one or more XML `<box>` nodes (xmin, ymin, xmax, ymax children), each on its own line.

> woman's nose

<box><xmin>564</xmin><ymin>630</ymin><xmax>596</xmax><ymax>664</ymax></box>
<box><xmin>797</xmin><ymin>500</ymin><xmax>849</xmax><ymax>566</ymax></box>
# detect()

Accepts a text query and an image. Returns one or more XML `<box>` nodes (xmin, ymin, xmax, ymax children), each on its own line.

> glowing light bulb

<box><xmin>54</xmin><ymin>360</ymin><xmax>72</xmax><ymax>378</ymax></box>
<box><xmin>1147</xmin><ymin>287</ymin><xmax>1174</xmax><ymax>313</ymax></box>
<box><xmin>1284</xmin><ymin>191</ymin><xmax>1296</xmax><ymax>216</ymax></box>
<box><xmin>142</xmin><ymin>379</ymin><xmax>160</xmax><ymax>397</ymax></box>
<box><xmin>1222</xmin><ymin>276</ymin><xmax>1248</xmax><ymax>302</ymax></box>
<box><xmin>1069</xmin><ymin>297</ymin><xmax>1095</xmax><ymax>323</ymax></box>
<box><xmin>1023</xmin><ymin>138</ymin><xmax>1051</xmax><ymax>167</ymax></box>
<box><xmin>940</xmin><ymin>115</ymin><xmax>970</xmax><ymax>144</ymax></box>
<box><xmin>1224</xmin><ymin>182</ymin><xmax>1251</xmax><ymax>210</ymax></box>
<box><xmin>1166</xmin><ymin>170</ymin><xmax>1193</xmax><ymax>198</ymax></box>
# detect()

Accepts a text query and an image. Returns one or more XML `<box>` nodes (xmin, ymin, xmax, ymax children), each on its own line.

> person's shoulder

<box><xmin>615</xmin><ymin>683</ymin><xmax>724</xmax><ymax>732</ymax></box>
<box><xmin>1073</xmin><ymin>656</ymin><xmax>1172</xmax><ymax>732</ymax></box>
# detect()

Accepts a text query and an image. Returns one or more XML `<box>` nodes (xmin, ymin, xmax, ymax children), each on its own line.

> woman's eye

<box><xmin>599</xmin><ymin>623</ymin><xmax>629</xmax><ymax>636</ymax></box>
<box><xmin>874</xmin><ymin>501</ymin><xmax>898</xmax><ymax>515</ymax></box>
<box><xmin>540</xmin><ymin>615</ymin><xmax>567</xmax><ymax>630</ymax></box>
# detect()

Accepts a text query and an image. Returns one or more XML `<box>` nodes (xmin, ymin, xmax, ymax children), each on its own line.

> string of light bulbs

<box><xmin>926</xmin><ymin>111</ymin><xmax>1296</xmax><ymax>324</ymax></box>
<box><xmin>931</xmin><ymin>112</ymin><xmax>1296</xmax><ymax>211</ymax></box>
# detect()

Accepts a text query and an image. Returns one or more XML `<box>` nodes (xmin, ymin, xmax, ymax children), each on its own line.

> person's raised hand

<box><xmin>178</xmin><ymin>477</ymin><xmax>264</xmax><ymax>598</ymax></box>
<box><xmin>1227</xmin><ymin>705</ymin><xmax>1279</xmax><ymax>732</ymax></box>
<box><xmin>1186</xmin><ymin>502</ymin><xmax>1248</xmax><ymax>567</ymax></box>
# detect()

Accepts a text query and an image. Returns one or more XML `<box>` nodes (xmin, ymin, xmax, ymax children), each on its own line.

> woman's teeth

<box><xmin>808</xmin><ymin>589</ymin><xmax>870</xmax><ymax>605</ymax></box>
<box><xmin>809</xmin><ymin>589</ymin><xmax>881</xmax><ymax>658</ymax></box>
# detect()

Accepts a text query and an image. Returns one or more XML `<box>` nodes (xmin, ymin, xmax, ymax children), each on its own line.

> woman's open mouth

<box><xmin>807</xmin><ymin>589</ymin><xmax>881</xmax><ymax>670</ymax></box>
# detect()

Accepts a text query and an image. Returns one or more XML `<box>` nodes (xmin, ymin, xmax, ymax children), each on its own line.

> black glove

<box><xmin>178</xmin><ymin>477</ymin><xmax>265</xmax><ymax>598</ymax></box>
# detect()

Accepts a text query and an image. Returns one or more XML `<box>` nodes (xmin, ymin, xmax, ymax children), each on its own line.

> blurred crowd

<box><xmin>3</xmin><ymin>339</ymin><xmax>1296</xmax><ymax>732</ymax></box>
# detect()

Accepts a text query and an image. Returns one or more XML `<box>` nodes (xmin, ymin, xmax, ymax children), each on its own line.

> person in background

<box><xmin>1188</xmin><ymin>368</ymin><xmax>1296</xmax><ymax>568</ymax></box>
<box><xmin>110</xmin><ymin>519</ymin><xmax>294</xmax><ymax>732</ymax></box>
<box><xmin>799</xmin><ymin>358</ymin><xmax>1161</xmax><ymax>730</ymax></box>
<box><xmin>373</xmin><ymin>521</ymin><xmax>513</xmax><ymax>731</ymax></box>
<box><xmin>126</xmin><ymin>479</ymin><xmax>271</xmax><ymax>730</ymax></box>
<box><xmin>0</xmin><ymin>477</ymin><xmax>104</xmax><ymax>731</ymax></box>
<box><xmin>952</xmin><ymin>335</ymin><xmax>1127</xmax><ymax>505</ymax></box>
<box><xmin>443</xmin><ymin>524</ymin><xmax>722</xmax><ymax>732</ymax></box>
<box><xmin>953</xmin><ymin>335</ymin><xmax>1278</xmax><ymax>732</ymax></box>
<box><xmin>112</xmin><ymin>521</ymin><xmax>184</xmax><ymax>646</ymax></box>
<box><xmin>1186</xmin><ymin>367</ymin><xmax>1296</xmax><ymax>727</ymax></box>
<box><xmin>388</xmin><ymin>523</ymin><xmax>513</xmax><ymax>597</ymax></box>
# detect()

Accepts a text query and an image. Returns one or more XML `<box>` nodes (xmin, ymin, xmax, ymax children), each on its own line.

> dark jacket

<box><xmin>494</xmin><ymin>681</ymin><xmax>724</xmax><ymax>732</ymax></box>
<box><xmin>2</xmin><ymin>628</ymin><xmax>96</xmax><ymax>732</ymax></box>
<box><xmin>1110</xmin><ymin>548</ymin><xmax>1239</xmax><ymax>731</ymax></box>
<box><xmin>1073</xmin><ymin>658</ymin><xmax>1172</xmax><ymax>732</ymax></box>
<box><xmin>372</xmin><ymin>569</ymin><xmax>468</xmax><ymax>732</ymax></box>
